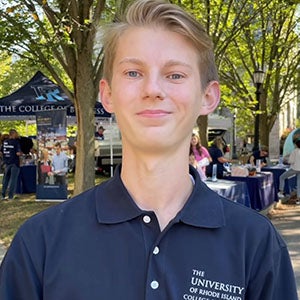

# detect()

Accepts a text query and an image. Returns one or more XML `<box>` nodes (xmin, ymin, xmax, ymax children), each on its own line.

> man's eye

<box><xmin>168</xmin><ymin>73</ymin><xmax>184</xmax><ymax>80</ymax></box>
<box><xmin>127</xmin><ymin>71</ymin><xmax>139</xmax><ymax>78</ymax></box>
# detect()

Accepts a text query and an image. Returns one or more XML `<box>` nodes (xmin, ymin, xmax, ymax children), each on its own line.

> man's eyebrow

<box><xmin>164</xmin><ymin>59</ymin><xmax>193</xmax><ymax>70</ymax></box>
<box><xmin>118</xmin><ymin>58</ymin><xmax>193</xmax><ymax>69</ymax></box>
<box><xmin>118</xmin><ymin>57</ymin><xmax>143</xmax><ymax>66</ymax></box>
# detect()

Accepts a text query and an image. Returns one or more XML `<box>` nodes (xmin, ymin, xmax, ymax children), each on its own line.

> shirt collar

<box><xmin>96</xmin><ymin>165</ymin><xmax>225</xmax><ymax>229</ymax></box>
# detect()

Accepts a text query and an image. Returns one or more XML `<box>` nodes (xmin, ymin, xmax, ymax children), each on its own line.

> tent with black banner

<box><xmin>0</xmin><ymin>71</ymin><xmax>110</xmax><ymax>119</ymax></box>
<box><xmin>0</xmin><ymin>71</ymin><xmax>117</xmax><ymax>200</ymax></box>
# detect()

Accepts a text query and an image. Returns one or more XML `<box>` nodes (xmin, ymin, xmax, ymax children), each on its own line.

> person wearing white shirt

<box><xmin>278</xmin><ymin>137</ymin><xmax>300</xmax><ymax>204</ymax></box>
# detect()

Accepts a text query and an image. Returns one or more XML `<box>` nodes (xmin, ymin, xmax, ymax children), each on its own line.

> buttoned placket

<box><xmin>140</xmin><ymin>211</ymin><xmax>176</xmax><ymax>300</ymax></box>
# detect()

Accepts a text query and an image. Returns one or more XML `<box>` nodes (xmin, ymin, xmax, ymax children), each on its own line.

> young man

<box><xmin>248</xmin><ymin>145</ymin><xmax>269</xmax><ymax>168</ymax></box>
<box><xmin>94</xmin><ymin>125</ymin><xmax>106</xmax><ymax>140</ymax></box>
<box><xmin>0</xmin><ymin>129</ymin><xmax>22</xmax><ymax>200</ymax></box>
<box><xmin>0</xmin><ymin>1</ymin><xmax>298</xmax><ymax>299</ymax></box>
<box><xmin>48</xmin><ymin>142</ymin><xmax>68</xmax><ymax>185</ymax></box>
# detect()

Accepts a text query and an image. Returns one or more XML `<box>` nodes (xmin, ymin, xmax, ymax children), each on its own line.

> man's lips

<box><xmin>136</xmin><ymin>109</ymin><xmax>171</xmax><ymax>118</ymax></box>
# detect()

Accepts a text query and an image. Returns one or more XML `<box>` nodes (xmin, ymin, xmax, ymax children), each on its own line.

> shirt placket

<box><xmin>140</xmin><ymin>211</ymin><xmax>171</xmax><ymax>300</ymax></box>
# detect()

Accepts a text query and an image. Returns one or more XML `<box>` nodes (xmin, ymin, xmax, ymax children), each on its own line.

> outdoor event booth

<box><xmin>0</xmin><ymin>71</ymin><xmax>109</xmax><ymax>120</ymax></box>
<box><xmin>0</xmin><ymin>71</ymin><xmax>112</xmax><ymax>200</ymax></box>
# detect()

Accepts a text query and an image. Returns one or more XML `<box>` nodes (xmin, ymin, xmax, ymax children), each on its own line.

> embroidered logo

<box><xmin>182</xmin><ymin>269</ymin><xmax>245</xmax><ymax>300</ymax></box>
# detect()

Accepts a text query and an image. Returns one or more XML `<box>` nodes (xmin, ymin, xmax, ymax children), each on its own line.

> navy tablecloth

<box><xmin>224</xmin><ymin>172</ymin><xmax>277</xmax><ymax>211</ymax></box>
<box><xmin>17</xmin><ymin>165</ymin><xmax>37</xmax><ymax>194</ymax></box>
<box><xmin>262</xmin><ymin>166</ymin><xmax>296</xmax><ymax>195</ymax></box>
<box><xmin>205</xmin><ymin>179</ymin><xmax>251</xmax><ymax>208</ymax></box>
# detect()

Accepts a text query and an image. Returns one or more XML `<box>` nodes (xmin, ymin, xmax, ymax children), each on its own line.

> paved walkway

<box><xmin>0</xmin><ymin>203</ymin><xmax>299</xmax><ymax>298</ymax></box>
<box><xmin>269</xmin><ymin>203</ymin><xmax>300</xmax><ymax>298</ymax></box>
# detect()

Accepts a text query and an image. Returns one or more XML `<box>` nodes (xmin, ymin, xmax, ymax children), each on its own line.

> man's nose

<box><xmin>142</xmin><ymin>74</ymin><xmax>166</xmax><ymax>100</ymax></box>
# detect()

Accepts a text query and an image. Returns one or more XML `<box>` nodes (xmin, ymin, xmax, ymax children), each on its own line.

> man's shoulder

<box><xmin>62</xmin><ymin>151</ymin><xmax>69</xmax><ymax>158</ymax></box>
<box><xmin>208</xmin><ymin>146</ymin><xmax>219</xmax><ymax>153</ymax></box>
<box><xmin>221</xmin><ymin>198</ymin><xmax>284</xmax><ymax>244</ymax></box>
<box><xmin>8</xmin><ymin>138</ymin><xmax>20</xmax><ymax>145</ymax></box>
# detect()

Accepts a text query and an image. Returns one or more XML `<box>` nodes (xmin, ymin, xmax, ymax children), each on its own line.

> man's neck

<box><xmin>121</xmin><ymin>152</ymin><xmax>193</xmax><ymax>230</ymax></box>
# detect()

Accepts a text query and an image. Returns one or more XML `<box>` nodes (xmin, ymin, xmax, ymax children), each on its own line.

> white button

<box><xmin>153</xmin><ymin>246</ymin><xmax>160</xmax><ymax>255</ymax></box>
<box><xmin>150</xmin><ymin>280</ymin><xmax>159</xmax><ymax>289</ymax></box>
<box><xmin>143</xmin><ymin>215</ymin><xmax>151</xmax><ymax>223</ymax></box>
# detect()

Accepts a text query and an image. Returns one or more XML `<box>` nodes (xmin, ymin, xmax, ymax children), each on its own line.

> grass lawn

<box><xmin>0</xmin><ymin>173</ymin><xmax>109</xmax><ymax>248</ymax></box>
<box><xmin>0</xmin><ymin>199</ymin><xmax>58</xmax><ymax>248</ymax></box>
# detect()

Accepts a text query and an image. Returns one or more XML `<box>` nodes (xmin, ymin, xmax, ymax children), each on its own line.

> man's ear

<box><xmin>99</xmin><ymin>79</ymin><xmax>114</xmax><ymax>113</ymax></box>
<box><xmin>199</xmin><ymin>81</ymin><xmax>220</xmax><ymax>115</ymax></box>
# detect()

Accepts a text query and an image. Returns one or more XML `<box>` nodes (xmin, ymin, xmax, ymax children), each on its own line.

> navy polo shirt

<box><xmin>250</xmin><ymin>150</ymin><xmax>268</xmax><ymax>165</ymax></box>
<box><xmin>0</xmin><ymin>166</ymin><xmax>297</xmax><ymax>300</ymax></box>
<box><xmin>206</xmin><ymin>146</ymin><xmax>224</xmax><ymax>178</ymax></box>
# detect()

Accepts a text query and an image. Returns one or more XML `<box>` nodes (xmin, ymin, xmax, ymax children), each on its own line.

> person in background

<box><xmin>278</xmin><ymin>138</ymin><xmax>300</xmax><ymax>204</ymax></box>
<box><xmin>0</xmin><ymin>133</ymin><xmax>3</xmax><ymax>173</ymax></box>
<box><xmin>0</xmin><ymin>133</ymin><xmax>9</xmax><ymax>174</ymax></box>
<box><xmin>29</xmin><ymin>148</ymin><xmax>38</xmax><ymax>162</ymax></box>
<box><xmin>248</xmin><ymin>145</ymin><xmax>269</xmax><ymax>168</ymax></box>
<box><xmin>48</xmin><ymin>142</ymin><xmax>68</xmax><ymax>185</ymax></box>
<box><xmin>189</xmin><ymin>150</ymin><xmax>207</xmax><ymax>181</ymax></box>
<box><xmin>38</xmin><ymin>149</ymin><xmax>52</xmax><ymax>185</ymax></box>
<box><xmin>67</xmin><ymin>143</ymin><xmax>76</xmax><ymax>173</ymax></box>
<box><xmin>0</xmin><ymin>129</ymin><xmax>22</xmax><ymax>200</ymax></box>
<box><xmin>190</xmin><ymin>132</ymin><xmax>211</xmax><ymax>174</ymax></box>
<box><xmin>95</xmin><ymin>125</ymin><xmax>106</xmax><ymax>140</ymax></box>
<box><xmin>206</xmin><ymin>136</ymin><xmax>231</xmax><ymax>178</ymax></box>
<box><xmin>0</xmin><ymin>1</ymin><xmax>297</xmax><ymax>299</ymax></box>
<box><xmin>18</xmin><ymin>136</ymin><xmax>34</xmax><ymax>155</ymax></box>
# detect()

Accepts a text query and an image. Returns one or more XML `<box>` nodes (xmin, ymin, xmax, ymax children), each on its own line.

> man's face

<box><xmin>11</xmin><ymin>131</ymin><xmax>18</xmax><ymax>139</ymax></box>
<box><xmin>101</xmin><ymin>26</ymin><xmax>219</xmax><ymax>153</ymax></box>
<box><xmin>55</xmin><ymin>146</ymin><xmax>61</xmax><ymax>155</ymax></box>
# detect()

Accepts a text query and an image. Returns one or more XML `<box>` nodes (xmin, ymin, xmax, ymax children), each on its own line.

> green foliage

<box><xmin>0</xmin><ymin>52</ymin><xmax>45</xmax><ymax>98</ymax></box>
<box><xmin>0</xmin><ymin>1</ymin><xmax>124</xmax><ymax>194</ymax></box>
<box><xmin>174</xmin><ymin>0</ymin><xmax>300</xmax><ymax>143</ymax></box>
<box><xmin>0</xmin><ymin>121</ymin><xmax>78</xmax><ymax>139</ymax></box>
<box><xmin>0</xmin><ymin>121</ymin><xmax>36</xmax><ymax>137</ymax></box>
<box><xmin>67</xmin><ymin>125</ymin><xmax>77</xmax><ymax>137</ymax></box>
<box><xmin>0</xmin><ymin>1</ymin><xmax>90</xmax><ymax>98</ymax></box>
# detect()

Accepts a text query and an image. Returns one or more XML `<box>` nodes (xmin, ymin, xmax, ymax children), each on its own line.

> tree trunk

<box><xmin>74</xmin><ymin>100</ymin><xmax>95</xmax><ymax>195</ymax></box>
<box><xmin>196</xmin><ymin>115</ymin><xmax>209</xmax><ymax>148</ymax></box>
<box><xmin>73</xmin><ymin>59</ymin><xmax>97</xmax><ymax>196</ymax></box>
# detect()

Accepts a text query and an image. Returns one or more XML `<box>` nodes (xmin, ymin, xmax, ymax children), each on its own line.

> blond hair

<box><xmin>101</xmin><ymin>0</ymin><xmax>218</xmax><ymax>89</ymax></box>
